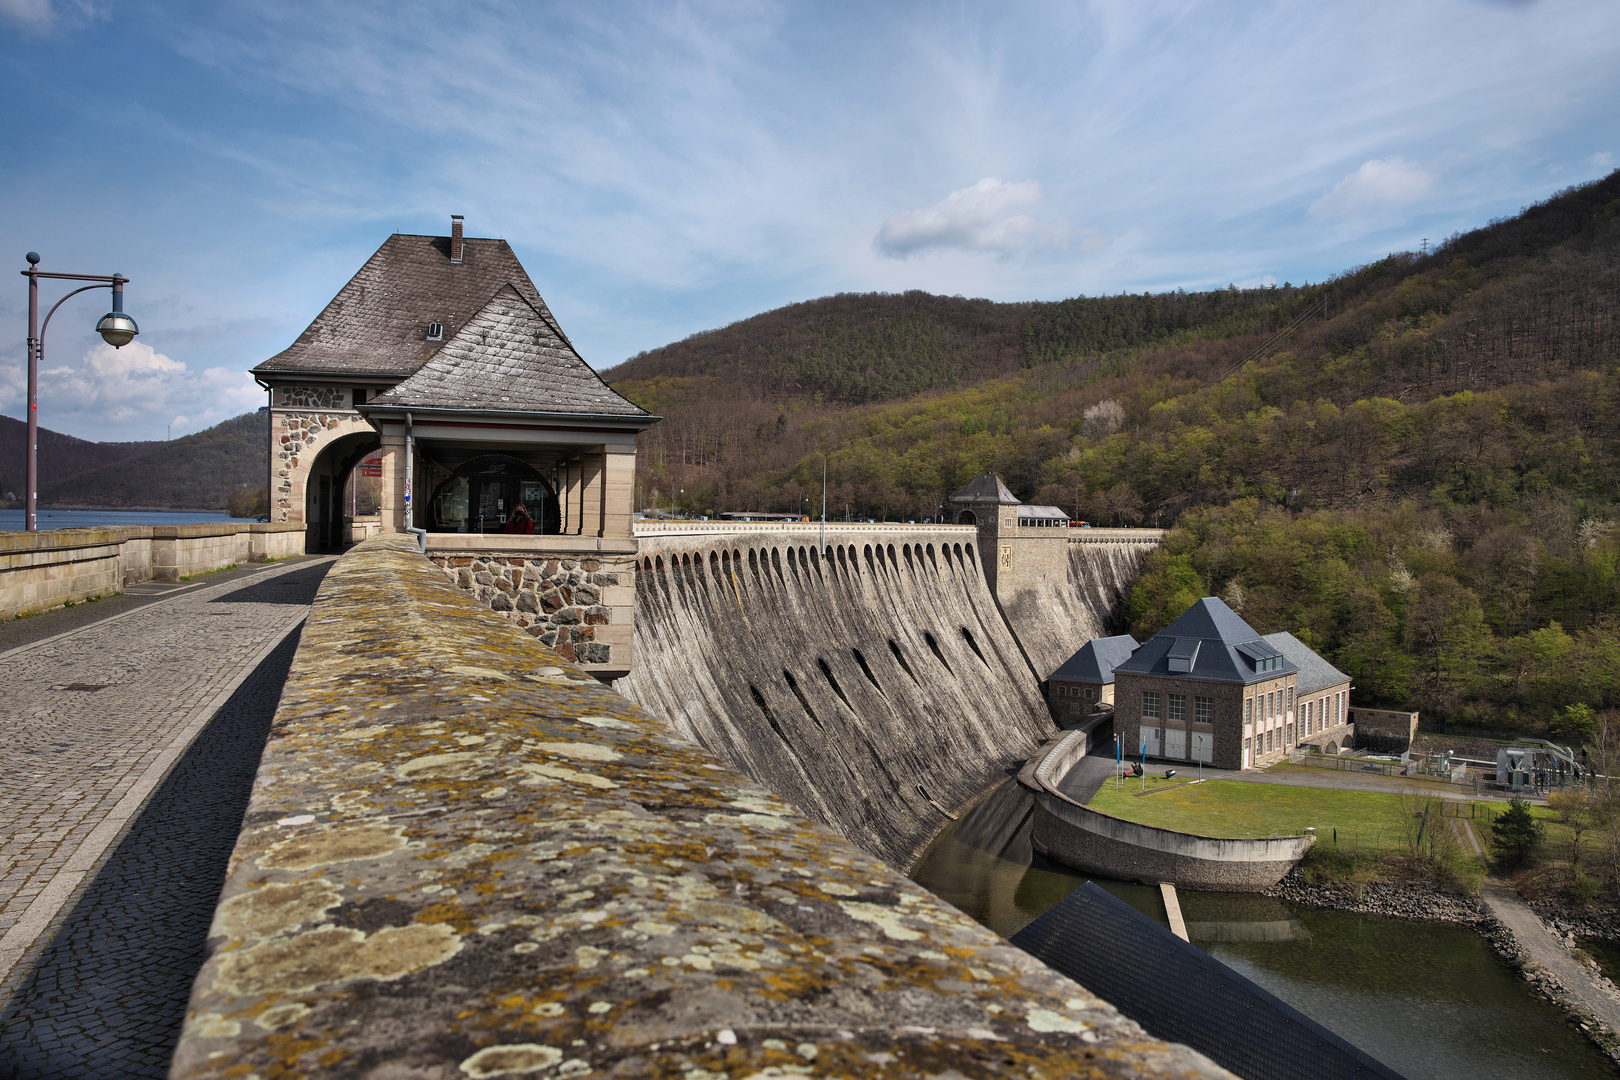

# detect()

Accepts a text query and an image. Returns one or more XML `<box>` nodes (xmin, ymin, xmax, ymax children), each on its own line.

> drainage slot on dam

<box><xmin>923</xmin><ymin>630</ymin><xmax>953</xmax><ymax>674</ymax></box>
<box><xmin>888</xmin><ymin>638</ymin><xmax>919</xmax><ymax>684</ymax></box>
<box><xmin>782</xmin><ymin>669</ymin><xmax>827</xmax><ymax>733</ymax></box>
<box><xmin>817</xmin><ymin>657</ymin><xmax>855</xmax><ymax>711</ymax></box>
<box><xmin>960</xmin><ymin>626</ymin><xmax>990</xmax><ymax>667</ymax></box>
<box><xmin>851</xmin><ymin>647</ymin><xmax>885</xmax><ymax>695</ymax></box>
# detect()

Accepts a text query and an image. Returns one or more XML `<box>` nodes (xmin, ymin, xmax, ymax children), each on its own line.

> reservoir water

<box><xmin>0</xmin><ymin>509</ymin><xmax>236</xmax><ymax>531</ymax></box>
<box><xmin>911</xmin><ymin>777</ymin><xmax>1616</xmax><ymax>1080</ymax></box>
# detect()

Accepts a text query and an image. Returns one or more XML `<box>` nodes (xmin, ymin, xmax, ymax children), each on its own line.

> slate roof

<box><xmin>1011</xmin><ymin>882</ymin><xmax>1405</xmax><ymax>1080</ymax></box>
<box><xmin>1112</xmin><ymin>597</ymin><xmax>1298</xmax><ymax>686</ymax></box>
<box><xmin>362</xmin><ymin>285</ymin><xmax>653</xmax><ymax>420</ymax></box>
<box><xmin>950</xmin><ymin>473</ymin><xmax>1019</xmax><ymax>505</ymax></box>
<box><xmin>1018</xmin><ymin>505</ymin><xmax>1070</xmax><ymax>520</ymax></box>
<box><xmin>1262</xmin><ymin>632</ymin><xmax>1351</xmax><ymax>696</ymax></box>
<box><xmin>1049</xmin><ymin>635</ymin><xmax>1139</xmax><ymax>684</ymax></box>
<box><xmin>254</xmin><ymin>233</ymin><xmax>561</xmax><ymax>378</ymax></box>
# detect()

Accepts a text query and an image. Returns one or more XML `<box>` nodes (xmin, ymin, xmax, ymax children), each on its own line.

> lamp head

<box><xmin>98</xmin><ymin>274</ymin><xmax>138</xmax><ymax>348</ymax></box>
<box><xmin>25</xmin><ymin>251</ymin><xmax>39</xmax><ymax>266</ymax></box>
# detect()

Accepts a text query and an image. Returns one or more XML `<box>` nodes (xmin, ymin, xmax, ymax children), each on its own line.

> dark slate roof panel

<box><xmin>254</xmin><ymin>234</ymin><xmax>559</xmax><ymax>378</ymax></box>
<box><xmin>1113</xmin><ymin>597</ymin><xmax>1298</xmax><ymax>685</ymax></box>
<box><xmin>1011</xmin><ymin>882</ymin><xmax>1405</xmax><ymax>1080</ymax></box>
<box><xmin>951</xmin><ymin>473</ymin><xmax>1019</xmax><ymax>505</ymax></box>
<box><xmin>363</xmin><ymin>285</ymin><xmax>652</xmax><ymax>418</ymax></box>
<box><xmin>1262</xmin><ymin>632</ymin><xmax>1351</xmax><ymax>696</ymax></box>
<box><xmin>1050</xmin><ymin>635</ymin><xmax>1139</xmax><ymax>684</ymax></box>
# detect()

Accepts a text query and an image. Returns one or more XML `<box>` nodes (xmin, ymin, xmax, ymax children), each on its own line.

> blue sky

<box><xmin>1</xmin><ymin>0</ymin><xmax>1616</xmax><ymax>442</ymax></box>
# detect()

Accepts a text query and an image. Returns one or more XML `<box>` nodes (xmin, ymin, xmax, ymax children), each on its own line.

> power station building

<box><xmin>1111</xmin><ymin>597</ymin><xmax>1348</xmax><ymax>770</ymax></box>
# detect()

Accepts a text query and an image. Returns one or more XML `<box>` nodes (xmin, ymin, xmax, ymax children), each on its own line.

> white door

<box><xmin>1141</xmin><ymin>726</ymin><xmax>1160</xmax><ymax>756</ymax></box>
<box><xmin>1191</xmin><ymin>733</ymin><xmax>1213</xmax><ymax>764</ymax></box>
<box><xmin>1165</xmin><ymin>728</ymin><xmax>1186</xmax><ymax>759</ymax></box>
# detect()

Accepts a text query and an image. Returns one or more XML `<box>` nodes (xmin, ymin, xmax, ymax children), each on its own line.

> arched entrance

<box><xmin>957</xmin><ymin>509</ymin><xmax>977</xmax><ymax>526</ymax></box>
<box><xmin>306</xmin><ymin>430</ymin><xmax>382</xmax><ymax>551</ymax></box>
<box><xmin>426</xmin><ymin>453</ymin><xmax>561</xmax><ymax>534</ymax></box>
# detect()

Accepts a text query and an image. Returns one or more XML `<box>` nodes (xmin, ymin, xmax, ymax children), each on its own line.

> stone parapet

<box><xmin>170</xmin><ymin>536</ymin><xmax>1231</xmax><ymax>1080</ymax></box>
<box><xmin>0</xmin><ymin>522</ymin><xmax>307</xmax><ymax>618</ymax></box>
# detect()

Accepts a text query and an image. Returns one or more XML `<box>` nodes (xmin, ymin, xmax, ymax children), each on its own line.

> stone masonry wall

<box><xmin>431</xmin><ymin>553</ymin><xmax>618</xmax><ymax>665</ymax></box>
<box><xmin>170</xmin><ymin>535</ymin><xmax>1232</xmax><ymax>1080</ymax></box>
<box><xmin>273</xmin><ymin>411</ymin><xmax>353</xmax><ymax>518</ymax></box>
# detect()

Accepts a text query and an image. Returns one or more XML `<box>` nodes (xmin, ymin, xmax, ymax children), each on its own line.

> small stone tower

<box><xmin>949</xmin><ymin>473</ymin><xmax>1021</xmax><ymax>594</ymax></box>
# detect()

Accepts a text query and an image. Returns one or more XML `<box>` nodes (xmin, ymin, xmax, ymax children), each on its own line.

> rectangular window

<box><xmin>352</xmin><ymin>388</ymin><xmax>366</xmax><ymax>408</ymax></box>
<box><xmin>1244</xmin><ymin>737</ymin><xmax>1252</xmax><ymax>766</ymax></box>
<box><xmin>1338</xmin><ymin>692</ymin><xmax>1345</xmax><ymax>724</ymax></box>
<box><xmin>1142</xmin><ymin>691</ymin><xmax>1161</xmax><ymax>719</ymax></box>
<box><xmin>1083</xmin><ymin>686</ymin><xmax>1094</xmax><ymax>702</ymax></box>
<box><xmin>1167</xmin><ymin>693</ymin><xmax>1186</xmax><ymax>722</ymax></box>
<box><xmin>1265</xmin><ymin>729</ymin><xmax>1274</xmax><ymax>752</ymax></box>
<box><xmin>1244</xmin><ymin>698</ymin><xmax>1253</xmax><ymax>725</ymax></box>
<box><xmin>1286</xmin><ymin>723</ymin><xmax>1294</xmax><ymax>746</ymax></box>
<box><xmin>1287</xmin><ymin>686</ymin><xmax>1294</xmax><ymax>712</ymax></box>
<box><xmin>1267</xmin><ymin>692</ymin><xmax>1275</xmax><ymax>720</ymax></box>
<box><xmin>1195</xmin><ymin>695</ymin><xmax>1213</xmax><ymax>724</ymax></box>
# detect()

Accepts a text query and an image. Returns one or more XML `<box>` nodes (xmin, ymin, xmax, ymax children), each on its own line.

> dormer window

<box><xmin>427</xmin><ymin>322</ymin><xmax>444</xmax><ymax>341</ymax></box>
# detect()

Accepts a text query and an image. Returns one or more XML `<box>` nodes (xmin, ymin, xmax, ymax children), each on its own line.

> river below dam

<box><xmin>910</xmin><ymin>777</ymin><xmax>1617</xmax><ymax>1080</ymax></box>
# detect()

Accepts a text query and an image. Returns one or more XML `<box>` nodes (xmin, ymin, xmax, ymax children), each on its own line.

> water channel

<box><xmin>910</xmin><ymin>777</ymin><xmax>1617</xmax><ymax>1079</ymax></box>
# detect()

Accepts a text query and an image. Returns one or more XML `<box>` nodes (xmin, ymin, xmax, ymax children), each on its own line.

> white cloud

<box><xmin>874</xmin><ymin>178</ymin><xmax>1076</xmax><ymax>258</ymax></box>
<box><xmin>1594</xmin><ymin>152</ymin><xmax>1615</xmax><ymax>168</ymax></box>
<box><xmin>0</xmin><ymin>0</ymin><xmax>100</xmax><ymax>31</ymax></box>
<box><xmin>1310</xmin><ymin>158</ymin><xmax>1437</xmax><ymax>218</ymax></box>
<box><xmin>0</xmin><ymin>340</ymin><xmax>263</xmax><ymax>440</ymax></box>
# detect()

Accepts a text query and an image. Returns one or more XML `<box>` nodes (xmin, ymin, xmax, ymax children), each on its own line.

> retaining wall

<box><xmin>1352</xmin><ymin>708</ymin><xmax>1420</xmax><ymax>753</ymax></box>
<box><xmin>1019</xmin><ymin>734</ymin><xmax>1312</xmax><ymax>891</ymax></box>
<box><xmin>0</xmin><ymin>522</ymin><xmax>306</xmax><ymax>619</ymax></box>
<box><xmin>171</xmin><ymin>536</ymin><xmax>1230</xmax><ymax>1080</ymax></box>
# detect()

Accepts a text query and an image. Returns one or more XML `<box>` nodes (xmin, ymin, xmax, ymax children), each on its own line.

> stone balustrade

<box><xmin>0</xmin><ymin>522</ymin><xmax>305</xmax><ymax>620</ymax></box>
<box><xmin>171</xmin><ymin>535</ymin><xmax>1230</xmax><ymax>1080</ymax></box>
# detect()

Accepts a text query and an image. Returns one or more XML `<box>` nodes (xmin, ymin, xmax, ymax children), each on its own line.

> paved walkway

<box><xmin>1446</xmin><ymin>817</ymin><xmax>1620</xmax><ymax>1033</ymax></box>
<box><xmin>0</xmin><ymin>557</ymin><xmax>334</xmax><ymax>1078</ymax></box>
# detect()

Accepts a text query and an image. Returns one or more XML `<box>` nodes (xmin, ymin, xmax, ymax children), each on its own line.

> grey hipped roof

<box><xmin>1113</xmin><ymin>596</ymin><xmax>1298</xmax><ymax>685</ymax></box>
<box><xmin>1049</xmin><ymin>635</ymin><xmax>1138</xmax><ymax>684</ymax></box>
<box><xmin>361</xmin><ymin>285</ymin><xmax>653</xmax><ymax>421</ymax></box>
<box><xmin>1011</xmin><ymin>883</ymin><xmax>1405</xmax><ymax>1080</ymax></box>
<box><xmin>1018</xmin><ymin>504</ymin><xmax>1069</xmax><ymax>520</ymax></box>
<box><xmin>254</xmin><ymin>233</ymin><xmax>560</xmax><ymax>379</ymax></box>
<box><xmin>950</xmin><ymin>473</ymin><xmax>1019</xmax><ymax>505</ymax></box>
<box><xmin>1262</xmin><ymin>632</ymin><xmax>1350</xmax><ymax>696</ymax></box>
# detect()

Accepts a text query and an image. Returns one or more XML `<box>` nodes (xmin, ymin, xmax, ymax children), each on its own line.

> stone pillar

<box><xmin>379</xmin><ymin>435</ymin><xmax>405</xmax><ymax>533</ymax></box>
<box><xmin>580</xmin><ymin>448</ymin><xmax>605</xmax><ymax>538</ymax></box>
<box><xmin>602</xmin><ymin>446</ymin><xmax>636</xmax><ymax>540</ymax></box>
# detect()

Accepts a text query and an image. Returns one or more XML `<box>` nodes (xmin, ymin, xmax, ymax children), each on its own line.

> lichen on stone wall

<box><xmin>171</xmin><ymin>536</ymin><xmax>1231</xmax><ymax>1080</ymax></box>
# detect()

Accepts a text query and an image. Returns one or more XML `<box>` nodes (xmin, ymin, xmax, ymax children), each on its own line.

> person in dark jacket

<box><xmin>506</xmin><ymin>503</ymin><xmax>534</xmax><ymax>534</ymax></box>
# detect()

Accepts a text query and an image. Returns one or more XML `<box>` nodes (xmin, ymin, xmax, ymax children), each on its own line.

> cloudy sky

<box><xmin>0</xmin><ymin>0</ymin><xmax>1615</xmax><ymax>442</ymax></box>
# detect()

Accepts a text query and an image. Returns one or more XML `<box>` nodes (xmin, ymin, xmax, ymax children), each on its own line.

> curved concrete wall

<box><xmin>172</xmin><ymin>536</ymin><xmax>1231</xmax><ymax>1080</ymax></box>
<box><xmin>621</xmin><ymin>525</ymin><xmax>1058</xmax><ymax>870</ymax></box>
<box><xmin>1019</xmin><ymin>735</ymin><xmax>1312</xmax><ymax>891</ymax></box>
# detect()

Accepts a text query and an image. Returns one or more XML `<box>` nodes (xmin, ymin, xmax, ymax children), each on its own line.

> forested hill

<box><xmin>0</xmin><ymin>416</ymin><xmax>152</xmax><ymax>503</ymax></box>
<box><xmin>38</xmin><ymin>411</ymin><xmax>268</xmax><ymax>511</ymax></box>
<box><xmin>0</xmin><ymin>411</ymin><xmax>268</xmax><ymax>512</ymax></box>
<box><xmin>612</xmin><ymin>170</ymin><xmax>1620</xmax><ymax>736</ymax></box>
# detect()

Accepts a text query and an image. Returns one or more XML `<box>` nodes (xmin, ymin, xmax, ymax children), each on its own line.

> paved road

<box><xmin>0</xmin><ymin>558</ymin><xmax>334</xmax><ymax>1078</ymax></box>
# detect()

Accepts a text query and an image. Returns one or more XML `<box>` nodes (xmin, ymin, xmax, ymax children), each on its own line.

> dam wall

<box><xmin>621</xmin><ymin>523</ymin><xmax>1058</xmax><ymax>870</ymax></box>
<box><xmin>171</xmin><ymin>536</ymin><xmax>1229</xmax><ymax>1080</ymax></box>
<box><xmin>994</xmin><ymin>530</ymin><xmax>1163</xmax><ymax>680</ymax></box>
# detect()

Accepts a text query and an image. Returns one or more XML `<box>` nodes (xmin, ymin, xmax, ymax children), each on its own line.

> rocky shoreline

<box><xmin>1265</xmin><ymin>873</ymin><xmax>1620</xmax><ymax>1064</ymax></box>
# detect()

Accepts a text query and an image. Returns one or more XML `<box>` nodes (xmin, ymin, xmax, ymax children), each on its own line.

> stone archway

<box><xmin>271</xmin><ymin>410</ymin><xmax>379</xmax><ymax>546</ymax></box>
<box><xmin>957</xmin><ymin>509</ymin><xmax>977</xmax><ymax>526</ymax></box>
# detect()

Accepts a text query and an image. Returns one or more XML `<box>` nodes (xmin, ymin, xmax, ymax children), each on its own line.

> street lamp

<box><xmin>21</xmin><ymin>252</ymin><xmax>139</xmax><ymax>531</ymax></box>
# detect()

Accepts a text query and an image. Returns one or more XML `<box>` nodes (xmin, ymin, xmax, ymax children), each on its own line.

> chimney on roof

<box><xmin>450</xmin><ymin>215</ymin><xmax>465</xmax><ymax>263</ymax></box>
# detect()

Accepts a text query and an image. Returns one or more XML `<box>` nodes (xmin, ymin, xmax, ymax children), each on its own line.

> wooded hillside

<box><xmin>611</xmin><ymin>171</ymin><xmax>1620</xmax><ymax>735</ymax></box>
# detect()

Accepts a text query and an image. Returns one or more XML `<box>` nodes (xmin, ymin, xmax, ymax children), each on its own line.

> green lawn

<box><xmin>1087</xmin><ymin>779</ymin><xmax>1426</xmax><ymax>853</ymax></box>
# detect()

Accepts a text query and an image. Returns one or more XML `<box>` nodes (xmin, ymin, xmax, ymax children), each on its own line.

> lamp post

<box><xmin>21</xmin><ymin>252</ymin><xmax>138</xmax><ymax>531</ymax></box>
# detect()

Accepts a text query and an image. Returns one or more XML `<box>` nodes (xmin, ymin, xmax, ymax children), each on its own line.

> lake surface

<box><xmin>911</xmin><ymin>777</ymin><xmax>1616</xmax><ymax>1080</ymax></box>
<box><xmin>0</xmin><ymin>509</ymin><xmax>236</xmax><ymax>531</ymax></box>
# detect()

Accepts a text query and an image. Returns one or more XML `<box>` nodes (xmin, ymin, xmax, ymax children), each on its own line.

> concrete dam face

<box><xmin>996</xmin><ymin>535</ymin><xmax>1160</xmax><ymax>679</ymax></box>
<box><xmin>621</xmin><ymin>524</ymin><xmax>1151</xmax><ymax>869</ymax></box>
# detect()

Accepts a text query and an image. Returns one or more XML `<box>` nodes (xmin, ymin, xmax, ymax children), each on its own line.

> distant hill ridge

<box><xmin>0</xmin><ymin>412</ymin><xmax>267</xmax><ymax>512</ymax></box>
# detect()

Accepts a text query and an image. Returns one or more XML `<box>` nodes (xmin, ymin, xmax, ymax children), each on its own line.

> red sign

<box><xmin>359</xmin><ymin>457</ymin><xmax>382</xmax><ymax>477</ymax></box>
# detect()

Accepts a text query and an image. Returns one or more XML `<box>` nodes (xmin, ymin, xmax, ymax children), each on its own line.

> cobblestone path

<box><xmin>0</xmin><ymin>558</ymin><xmax>335</xmax><ymax>1078</ymax></box>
